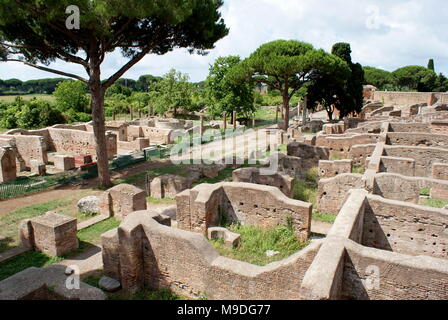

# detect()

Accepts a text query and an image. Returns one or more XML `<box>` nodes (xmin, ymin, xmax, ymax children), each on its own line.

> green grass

<box><xmin>420</xmin><ymin>188</ymin><xmax>431</xmax><ymax>196</ymax></box>
<box><xmin>0</xmin><ymin>251</ymin><xmax>63</xmax><ymax>281</ymax></box>
<box><xmin>77</xmin><ymin>218</ymin><xmax>120</xmax><ymax>245</ymax></box>
<box><xmin>330</xmin><ymin>154</ymin><xmax>345</xmax><ymax>161</ymax></box>
<box><xmin>312</xmin><ymin>211</ymin><xmax>337</xmax><ymax>224</ymax></box>
<box><xmin>210</xmin><ymin>224</ymin><xmax>309</xmax><ymax>266</ymax></box>
<box><xmin>147</xmin><ymin>197</ymin><xmax>176</xmax><ymax>205</ymax></box>
<box><xmin>0</xmin><ymin>94</ymin><xmax>55</xmax><ymax>103</ymax></box>
<box><xmin>293</xmin><ymin>168</ymin><xmax>319</xmax><ymax>207</ymax></box>
<box><xmin>420</xmin><ymin>198</ymin><xmax>448</xmax><ymax>209</ymax></box>
<box><xmin>115</xmin><ymin>163</ymin><xmax>189</xmax><ymax>185</ymax></box>
<box><xmin>352</xmin><ymin>165</ymin><xmax>366</xmax><ymax>175</ymax></box>
<box><xmin>0</xmin><ymin>217</ymin><xmax>120</xmax><ymax>281</ymax></box>
<box><xmin>0</xmin><ymin>199</ymin><xmax>72</xmax><ymax>253</ymax></box>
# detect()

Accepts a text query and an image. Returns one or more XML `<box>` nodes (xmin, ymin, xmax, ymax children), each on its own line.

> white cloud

<box><xmin>1</xmin><ymin>0</ymin><xmax>447</xmax><ymax>82</ymax></box>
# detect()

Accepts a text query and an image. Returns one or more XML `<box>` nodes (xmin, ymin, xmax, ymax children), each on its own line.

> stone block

<box><xmin>28</xmin><ymin>212</ymin><xmax>78</xmax><ymax>257</ymax></box>
<box><xmin>74</xmin><ymin>154</ymin><xmax>93</xmax><ymax>167</ymax></box>
<box><xmin>30</xmin><ymin>159</ymin><xmax>46</xmax><ymax>176</ymax></box>
<box><xmin>54</xmin><ymin>155</ymin><xmax>76</xmax><ymax>171</ymax></box>
<box><xmin>149</xmin><ymin>174</ymin><xmax>192</xmax><ymax>199</ymax></box>
<box><xmin>208</xmin><ymin>227</ymin><xmax>241</xmax><ymax>248</ymax></box>
<box><xmin>101</xmin><ymin>184</ymin><xmax>147</xmax><ymax>221</ymax></box>
<box><xmin>0</xmin><ymin>146</ymin><xmax>16</xmax><ymax>183</ymax></box>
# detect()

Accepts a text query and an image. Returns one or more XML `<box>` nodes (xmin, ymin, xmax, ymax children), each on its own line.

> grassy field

<box><xmin>0</xmin><ymin>191</ymin><xmax>97</xmax><ymax>253</ymax></box>
<box><xmin>210</xmin><ymin>224</ymin><xmax>309</xmax><ymax>266</ymax></box>
<box><xmin>0</xmin><ymin>94</ymin><xmax>55</xmax><ymax>103</ymax></box>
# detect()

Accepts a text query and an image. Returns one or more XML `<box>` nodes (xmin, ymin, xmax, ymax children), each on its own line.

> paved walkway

<box><xmin>56</xmin><ymin>245</ymin><xmax>103</xmax><ymax>275</ymax></box>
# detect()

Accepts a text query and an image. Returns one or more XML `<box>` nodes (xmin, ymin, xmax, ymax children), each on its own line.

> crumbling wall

<box><xmin>176</xmin><ymin>182</ymin><xmax>312</xmax><ymax>241</ymax></box>
<box><xmin>387</xmin><ymin>133</ymin><xmax>448</xmax><ymax>148</ymax></box>
<box><xmin>0</xmin><ymin>134</ymin><xmax>47</xmax><ymax>168</ymax></box>
<box><xmin>232</xmin><ymin>167</ymin><xmax>295</xmax><ymax>197</ymax></box>
<box><xmin>362</xmin><ymin>195</ymin><xmax>448</xmax><ymax>259</ymax></box>
<box><xmin>430</xmin><ymin>121</ymin><xmax>448</xmax><ymax>135</ymax></box>
<box><xmin>388</xmin><ymin>123</ymin><xmax>429</xmax><ymax>133</ymax></box>
<box><xmin>318</xmin><ymin>160</ymin><xmax>353</xmax><ymax>179</ymax></box>
<box><xmin>317</xmin><ymin>174</ymin><xmax>364</xmax><ymax>215</ymax></box>
<box><xmin>316</xmin><ymin>134</ymin><xmax>380</xmax><ymax>158</ymax></box>
<box><xmin>141</xmin><ymin>127</ymin><xmax>174</xmax><ymax>145</ymax></box>
<box><xmin>287</xmin><ymin>142</ymin><xmax>329</xmax><ymax>171</ymax></box>
<box><xmin>0</xmin><ymin>147</ymin><xmax>17</xmax><ymax>182</ymax></box>
<box><xmin>383</xmin><ymin>146</ymin><xmax>448</xmax><ymax>177</ymax></box>
<box><xmin>373</xmin><ymin>91</ymin><xmax>448</xmax><ymax>106</ymax></box>
<box><xmin>47</xmin><ymin>128</ymin><xmax>117</xmax><ymax>160</ymax></box>
<box><xmin>101</xmin><ymin>211</ymin><xmax>321</xmax><ymax>299</ymax></box>
<box><xmin>341</xmin><ymin>240</ymin><xmax>448</xmax><ymax>300</ymax></box>
<box><xmin>378</xmin><ymin>156</ymin><xmax>416</xmax><ymax>177</ymax></box>
<box><xmin>349</xmin><ymin>144</ymin><xmax>377</xmax><ymax>166</ymax></box>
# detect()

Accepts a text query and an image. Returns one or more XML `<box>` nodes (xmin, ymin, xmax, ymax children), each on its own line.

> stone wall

<box><xmin>373</xmin><ymin>173</ymin><xmax>448</xmax><ymax>203</ymax></box>
<box><xmin>287</xmin><ymin>142</ymin><xmax>329</xmax><ymax>170</ymax></box>
<box><xmin>373</xmin><ymin>91</ymin><xmax>448</xmax><ymax>106</ymax></box>
<box><xmin>383</xmin><ymin>145</ymin><xmax>448</xmax><ymax>177</ymax></box>
<box><xmin>141</xmin><ymin>127</ymin><xmax>174</xmax><ymax>145</ymax></box>
<box><xmin>149</xmin><ymin>174</ymin><xmax>193</xmax><ymax>199</ymax></box>
<box><xmin>430</xmin><ymin>121</ymin><xmax>448</xmax><ymax>135</ymax></box>
<box><xmin>0</xmin><ymin>147</ymin><xmax>17</xmax><ymax>182</ymax></box>
<box><xmin>0</xmin><ymin>134</ymin><xmax>47</xmax><ymax>168</ymax></box>
<box><xmin>117</xmin><ymin>138</ymin><xmax>150</xmax><ymax>151</ymax></box>
<box><xmin>362</xmin><ymin>194</ymin><xmax>448</xmax><ymax>259</ymax></box>
<box><xmin>318</xmin><ymin>160</ymin><xmax>353</xmax><ymax>179</ymax></box>
<box><xmin>232</xmin><ymin>167</ymin><xmax>295</xmax><ymax>198</ymax></box>
<box><xmin>317</xmin><ymin>174</ymin><xmax>364</xmax><ymax>215</ymax></box>
<box><xmin>432</xmin><ymin>163</ymin><xmax>448</xmax><ymax>180</ymax></box>
<box><xmin>387</xmin><ymin>132</ymin><xmax>448</xmax><ymax>148</ymax></box>
<box><xmin>176</xmin><ymin>182</ymin><xmax>312</xmax><ymax>241</ymax></box>
<box><xmin>341</xmin><ymin>240</ymin><xmax>448</xmax><ymax>300</ymax></box>
<box><xmin>316</xmin><ymin>134</ymin><xmax>380</xmax><ymax>159</ymax></box>
<box><xmin>379</xmin><ymin>156</ymin><xmax>416</xmax><ymax>177</ymax></box>
<box><xmin>47</xmin><ymin>128</ymin><xmax>117</xmax><ymax>160</ymax></box>
<box><xmin>388</xmin><ymin>123</ymin><xmax>429</xmax><ymax>133</ymax></box>
<box><xmin>349</xmin><ymin>144</ymin><xmax>377</xmax><ymax>166</ymax></box>
<box><xmin>101</xmin><ymin>211</ymin><xmax>321</xmax><ymax>299</ymax></box>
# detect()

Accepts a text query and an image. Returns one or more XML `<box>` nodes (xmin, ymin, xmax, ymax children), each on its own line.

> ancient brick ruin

<box><xmin>97</xmin><ymin>106</ymin><xmax>448</xmax><ymax>300</ymax></box>
<box><xmin>19</xmin><ymin>211</ymin><xmax>79</xmax><ymax>257</ymax></box>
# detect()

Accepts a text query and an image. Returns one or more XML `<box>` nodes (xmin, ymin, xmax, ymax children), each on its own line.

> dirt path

<box><xmin>0</xmin><ymin>187</ymin><xmax>88</xmax><ymax>216</ymax></box>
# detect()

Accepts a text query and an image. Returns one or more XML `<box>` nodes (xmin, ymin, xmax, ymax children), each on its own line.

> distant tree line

<box><xmin>363</xmin><ymin>59</ymin><xmax>448</xmax><ymax>92</ymax></box>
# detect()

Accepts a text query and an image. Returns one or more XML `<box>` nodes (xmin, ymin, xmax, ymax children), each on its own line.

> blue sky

<box><xmin>1</xmin><ymin>0</ymin><xmax>447</xmax><ymax>82</ymax></box>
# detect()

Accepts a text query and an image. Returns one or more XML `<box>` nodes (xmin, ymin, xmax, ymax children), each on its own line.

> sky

<box><xmin>1</xmin><ymin>0</ymin><xmax>448</xmax><ymax>82</ymax></box>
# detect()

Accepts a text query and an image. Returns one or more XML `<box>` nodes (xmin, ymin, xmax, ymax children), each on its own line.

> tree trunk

<box><xmin>90</xmin><ymin>65</ymin><xmax>112</xmax><ymax>189</ymax></box>
<box><xmin>326</xmin><ymin>105</ymin><xmax>333</xmax><ymax>121</ymax></box>
<box><xmin>275</xmin><ymin>105</ymin><xmax>279</xmax><ymax>123</ymax></box>
<box><xmin>282</xmin><ymin>94</ymin><xmax>290</xmax><ymax>130</ymax></box>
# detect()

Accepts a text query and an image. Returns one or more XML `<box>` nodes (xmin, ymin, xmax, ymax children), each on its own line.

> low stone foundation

<box><xmin>176</xmin><ymin>182</ymin><xmax>312</xmax><ymax>241</ymax></box>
